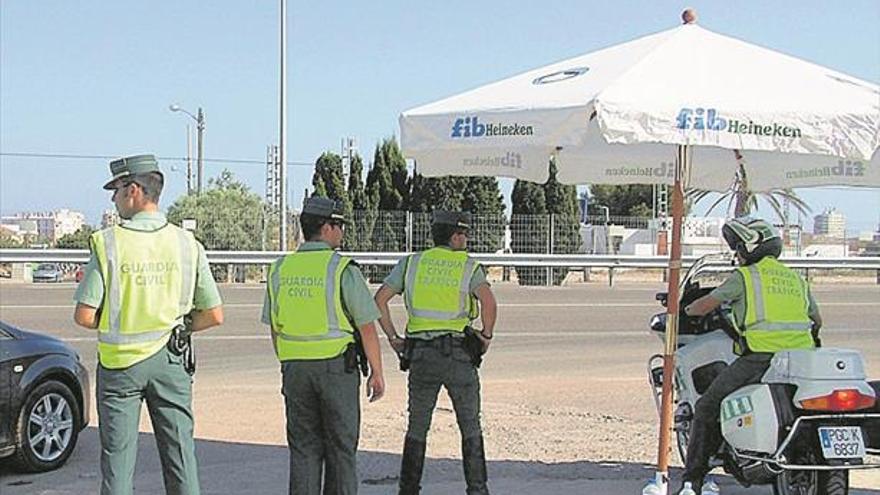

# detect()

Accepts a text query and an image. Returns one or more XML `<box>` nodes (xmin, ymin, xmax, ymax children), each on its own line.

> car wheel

<box><xmin>11</xmin><ymin>380</ymin><xmax>81</xmax><ymax>472</ymax></box>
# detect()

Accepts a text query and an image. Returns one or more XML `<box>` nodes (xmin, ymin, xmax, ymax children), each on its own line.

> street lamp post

<box><xmin>279</xmin><ymin>0</ymin><xmax>288</xmax><ymax>249</ymax></box>
<box><xmin>169</xmin><ymin>104</ymin><xmax>206</xmax><ymax>194</ymax></box>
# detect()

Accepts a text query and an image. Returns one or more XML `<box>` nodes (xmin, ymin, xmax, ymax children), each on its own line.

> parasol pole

<box><xmin>650</xmin><ymin>144</ymin><xmax>689</xmax><ymax>494</ymax></box>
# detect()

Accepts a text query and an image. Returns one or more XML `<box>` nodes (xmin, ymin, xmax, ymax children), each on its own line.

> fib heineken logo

<box><xmin>676</xmin><ymin>107</ymin><xmax>803</xmax><ymax>139</ymax></box>
<box><xmin>786</xmin><ymin>159</ymin><xmax>866</xmax><ymax>180</ymax></box>
<box><xmin>450</xmin><ymin>116</ymin><xmax>534</xmax><ymax>139</ymax></box>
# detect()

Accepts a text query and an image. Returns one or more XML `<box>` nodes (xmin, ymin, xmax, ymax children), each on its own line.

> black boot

<box><xmin>398</xmin><ymin>437</ymin><xmax>427</xmax><ymax>495</ymax></box>
<box><xmin>462</xmin><ymin>436</ymin><xmax>489</xmax><ymax>495</ymax></box>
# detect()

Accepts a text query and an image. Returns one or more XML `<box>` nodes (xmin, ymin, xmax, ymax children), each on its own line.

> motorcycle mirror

<box><xmin>655</xmin><ymin>292</ymin><xmax>668</xmax><ymax>307</ymax></box>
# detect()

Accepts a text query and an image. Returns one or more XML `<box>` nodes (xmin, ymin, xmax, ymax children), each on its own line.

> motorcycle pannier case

<box><xmin>720</xmin><ymin>384</ymin><xmax>780</xmax><ymax>454</ymax></box>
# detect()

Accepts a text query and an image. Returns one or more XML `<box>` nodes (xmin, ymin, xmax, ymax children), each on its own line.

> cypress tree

<box><xmin>365</xmin><ymin>138</ymin><xmax>409</xmax><ymax>280</ymax></box>
<box><xmin>383</xmin><ymin>137</ymin><xmax>410</xmax><ymax>210</ymax></box>
<box><xmin>461</xmin><ymin>176</ymin><xmax>505</xmax><ymax>254</ymax></box>
<box><xmin>589</xmin><ymin>184</ymin><xmax>653</xmax><ymax>217</ymax></box>
<box><xmin>311</xmin><ymin>151</ymin><xmax>348</xmax><ymax>204</ymax></box>
<box><xmin>510</xmin><ymin>177</ymin><xmax>548</xmax><ymax>285</ymax></box>
<box><xmin>544</xmin><ymin>157</ymin><xmax>581</xmax><ymax>284</ymax></box>
<box><xmin>346</xmin><ymin>153</ymin><xmax>368</xmax><ymax>251</ymax></box>
<box><xmin>407</xmin><ymin>172</ymin><xmax>436</xmax><ymax>251</ymax></box>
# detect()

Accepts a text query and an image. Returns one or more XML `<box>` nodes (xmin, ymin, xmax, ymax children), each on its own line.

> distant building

<box><xmin>0</xmin><ymin>209</ymin><xmax>85</xmax><ymax>242</ymax></box>
<box><xmin>54</xmin><ymin>209</ymin><xmax>86</xmax><ymax>239</ymax></box>
<box><xmin>101</xmin><ymin>210</ymin><xmax>120</xmax><ymax>228</ymax></box>
<box><xmin>0</xmin><ymin>224</ymin><xmax>25</xmax><ymax>244</ymax></box>
<box><xmin>813</xmin><ymin>208</ymin><xmax>846</xmax><ymax>239</ymax></box>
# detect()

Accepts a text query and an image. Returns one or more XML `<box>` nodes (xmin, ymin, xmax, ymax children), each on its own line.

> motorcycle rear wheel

<box><xmin>773</xmin><ymin>450</ymin><xmax>848</xmax><ymax>495</ymax></box>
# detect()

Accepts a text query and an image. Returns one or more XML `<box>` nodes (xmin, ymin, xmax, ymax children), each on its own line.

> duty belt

<box><xmin>410</xmin><ymin>334</ymin><xmax>465</xmax><ymax>356</ymax></box>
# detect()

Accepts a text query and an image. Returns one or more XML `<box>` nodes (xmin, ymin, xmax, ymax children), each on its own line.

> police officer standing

<box><xmin>676</xmin><ymin>217</ymin><xmax>821</xmax><ymax>495</ymax></box>
<box><xmin>262</xmin><ymin>197</ymin><xmax>385</xmax><ymax>495</ymax></box>
<box><xmin>73</xmin><ymin>154</ymin><xmax>224</xmax><ymax>495</ymax></box>
<box><xmin>374</xmin><ymin>210</ymin><xmax>497</xmax><ymax>495</ymax></box>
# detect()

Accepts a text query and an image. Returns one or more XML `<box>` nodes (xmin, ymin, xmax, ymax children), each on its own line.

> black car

<box><xmin>0</xmin><ymin>321</ymin><xmax>89</xmax><ymax>472</ymax></box>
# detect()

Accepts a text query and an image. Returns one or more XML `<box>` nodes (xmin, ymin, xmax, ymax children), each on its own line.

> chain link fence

<box><xmin>179</xmin><ymin>209</ymin><xmax>657</xmax><ymax>284</ymax></box>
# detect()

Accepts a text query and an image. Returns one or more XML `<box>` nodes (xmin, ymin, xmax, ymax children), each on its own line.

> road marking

<box><xmin>54</xmin><ymin>327</ymin><xmax>877</xmax><ymax>343</ymax></box>
<box><xmin>2</xmin><ymin>302</ymin><xmax>877</xmax><ymax>309</ymax></box>
<box><xmin>55</xmin><ymin>332</ymin><xmax>643</xmax><ymax>342</ymax></box>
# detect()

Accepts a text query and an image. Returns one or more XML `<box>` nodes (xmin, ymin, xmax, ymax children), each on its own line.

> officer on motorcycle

<box><xmin>677</xmin><ymin>217</ymin><xmax>822</xmax><ymax>495</ymax></box>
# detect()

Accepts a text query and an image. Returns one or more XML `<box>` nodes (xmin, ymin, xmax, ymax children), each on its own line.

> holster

<box><xmin>399</xmin><ymin>338</ymin><xmax>415</xmax><ymax>372</ymax></box>
<box><xmin>462</xmin><ymin>326</ymin><xmax>485</xmax><ymax>368</ymax></box>
<box><xmin>343</xmin><ymin>344</ymin><xmax>358</xmax><ymax>374</ymax></box>
<box><xmin>346</xmin><ymin>334</ymin><xmax>369</xmax><ymax>377</ymax></box>
<box><xmin>167</xmin><ymin>314</ymin><xmax>195</xmax><ymax>376</ymax></box>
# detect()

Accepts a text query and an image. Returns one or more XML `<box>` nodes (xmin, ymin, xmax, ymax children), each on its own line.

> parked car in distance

<box><xmin>32</xmin><ymin>263</ymin><xmax>64</xmax><ymax>283</ymax></box>
<box><xmin>0</xmin><ymin>321</ymin><xmax>89</xmax><ymax>472</ymax></box>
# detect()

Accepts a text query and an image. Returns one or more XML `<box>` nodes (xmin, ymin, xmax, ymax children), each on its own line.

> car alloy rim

<box><xmin>27</xmin><ymin>392</ymin><xmax>74</xmax><ymax>462</ymax></box>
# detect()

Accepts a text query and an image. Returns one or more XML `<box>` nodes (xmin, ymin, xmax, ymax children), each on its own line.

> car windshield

<box><xmin>36</xmin><ymin>264</ymin><xmax>57</xmax><ymax>271</ymax></box>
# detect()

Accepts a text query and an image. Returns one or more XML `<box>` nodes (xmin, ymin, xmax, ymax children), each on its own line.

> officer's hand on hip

<box><xmin>477</xmin><ymin>332</ymin><xmax>492</xmax><ymax>353</ymax></box>
<box><xmin>389</xmin><ymin>335</ymin><xmax>405</xmax><ymax>353</ymax></box>
<box><xmin>367</xmin><ymin>372</ymin><xmax>385</xmax><ymax>402</ymax></box>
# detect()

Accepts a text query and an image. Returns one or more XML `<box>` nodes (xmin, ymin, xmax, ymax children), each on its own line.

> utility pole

<box><xmin>186</xmin><ymin>124</ymin><xmax>193</xmax><ymax>195</ymax></box>
<box><xmin>266</xmin><ymin>145</ymin><xmax>281</xmax><ymax>250</ymax></box>
<box><xmin>266</xmin><ymin>145</ymin><xmax>281</xmax><ymax>212</ymax></box>
<box><xmin>196</xmin><ymin>107</ymin><xmax>205</xmax><ymax>194</ymax></box>
<box><xmin>341</xmin><ymin>137</ymin><xmax>357</xmax><ymax>188</ymax></box>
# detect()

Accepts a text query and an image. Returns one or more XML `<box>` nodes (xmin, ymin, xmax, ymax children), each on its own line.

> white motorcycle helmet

<box><xmin>721</xmin><ymin>217</ymin><xmax>783</xmax><ymax>265</ymax></box>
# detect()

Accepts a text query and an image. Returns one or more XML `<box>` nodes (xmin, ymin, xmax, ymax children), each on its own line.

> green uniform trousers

<box><xmin>406</xmin><ymin>338</ymin><xmax>482</xmax><ymax>443</ymax></box>
<box><xmin>282</xmin><ymin>354</ymin><xmax>360</xmax><ymax>495</ymax></box>
<box><xmin>96</xmin><ymin>345</ymin><xmax>199</xmax><ymax>495</ymax></box>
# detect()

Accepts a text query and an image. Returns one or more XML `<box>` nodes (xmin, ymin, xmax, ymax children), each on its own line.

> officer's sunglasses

<box><xmin>111</xmin><ymin>178</ymin><xmax>141</xmax><ymax>196</ymax></box>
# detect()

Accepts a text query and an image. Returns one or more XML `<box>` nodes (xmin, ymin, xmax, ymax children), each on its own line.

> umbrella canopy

<box><xmin>400</xmin><ymin>22</ymin><xmax>880</xmax><ymax>189</ymax></box>
<box><xmin>399</xmin><ymin>14</ymin><xmax>879</xmax><ymax>493</ymax></box>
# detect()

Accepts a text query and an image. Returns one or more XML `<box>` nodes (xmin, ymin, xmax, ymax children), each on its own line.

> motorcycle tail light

<box><xmin>799</xmin><ymin>389</ymin><xmax>876</xmax><ymax>411</ymax></box>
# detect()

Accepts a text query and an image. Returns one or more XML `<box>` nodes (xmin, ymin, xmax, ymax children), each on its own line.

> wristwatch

<box><xmin>480</xmin><ymin>331</ymin><xmax>493</xmax><ymax>340</ymax></box>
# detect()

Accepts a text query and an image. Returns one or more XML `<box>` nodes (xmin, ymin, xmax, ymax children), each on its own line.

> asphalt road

<box><xmin>0</xmin><ymin>280</ymin><xmax>878</xmax><ymax>494</ymax></box>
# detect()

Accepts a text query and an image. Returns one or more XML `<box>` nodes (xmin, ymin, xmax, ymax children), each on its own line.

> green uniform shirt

<box><xmin>261</xmin><ymin>242</ymin><xmax>380</xmax><ymax>327</ymax></box>
<box><xmin>383</xmin><ymin>247</ymin><xmax>489</xmax><ymax>339</ymax></box>
<box><xmin>710</xmin><ymin>265</ymin><xmax>820</xmax><ymax>328</ymax></box>
<box><xmin>74</xmin><ymin>211</ymin><xmax>222</xmax><ymax>310</ymax></box>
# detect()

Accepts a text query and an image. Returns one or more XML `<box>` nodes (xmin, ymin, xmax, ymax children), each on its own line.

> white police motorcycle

<box><xmin>647</xmin><ymin>254</ymin><xmax>880</xmax><ymax>495</ymax></box>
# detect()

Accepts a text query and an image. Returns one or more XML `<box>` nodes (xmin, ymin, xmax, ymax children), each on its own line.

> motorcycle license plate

<box><xmin>818</xmin><ymin>426</ymin><xmax>866</xmax><ymax>459</ymax></box>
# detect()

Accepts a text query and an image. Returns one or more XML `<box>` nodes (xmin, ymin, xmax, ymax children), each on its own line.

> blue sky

<box><xmin>1</xmin><ymin>1</ymin><xmax>878</xmax><ymax>233</ymax></box>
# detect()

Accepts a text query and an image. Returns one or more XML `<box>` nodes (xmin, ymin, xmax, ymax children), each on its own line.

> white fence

<box><xmin>3</xmin><ymin>248</ymin><xmax>879</xmax><ymax>274</ymax></box>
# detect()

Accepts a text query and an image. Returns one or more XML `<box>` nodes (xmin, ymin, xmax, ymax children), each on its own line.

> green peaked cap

<box><xmin>432</xmin><ymin>210</ymin><xmax>471</xmax><ymax>229</ymax></box>
<box><xmin>103</xmin><ymin>154</ymin><xmax>162</xmax><ymax>190</ymax></box>
<box><xmin>302</xmin><ymin>196</ymin><xmax>346</xmax><ymax>222</ymax></box>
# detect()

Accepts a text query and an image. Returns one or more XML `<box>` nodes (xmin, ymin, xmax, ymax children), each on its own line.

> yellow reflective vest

<box><xmin>738</xmin><ymin>257</ymin><xmax>814</xmax><ymax>353</ymax></box>
<box><xmin>91</xmin><ymin>224</ymin><xmax>199</xmax><ymax>369</ymax></box>
<box><xmin>267</xmin><ymin>250</ymin><xmax>354</xmax><ymax>361</ymax></box>
<box><xmin>404</xmin><ymin>247</ymin><xmax>479</xmax><ymax>334</ymax></box>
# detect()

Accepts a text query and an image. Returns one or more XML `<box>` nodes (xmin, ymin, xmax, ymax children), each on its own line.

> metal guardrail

<box><xmin>2</xmin><ymin>249</ymin><xmax>879</xmax><ymax>270</ymax></box>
